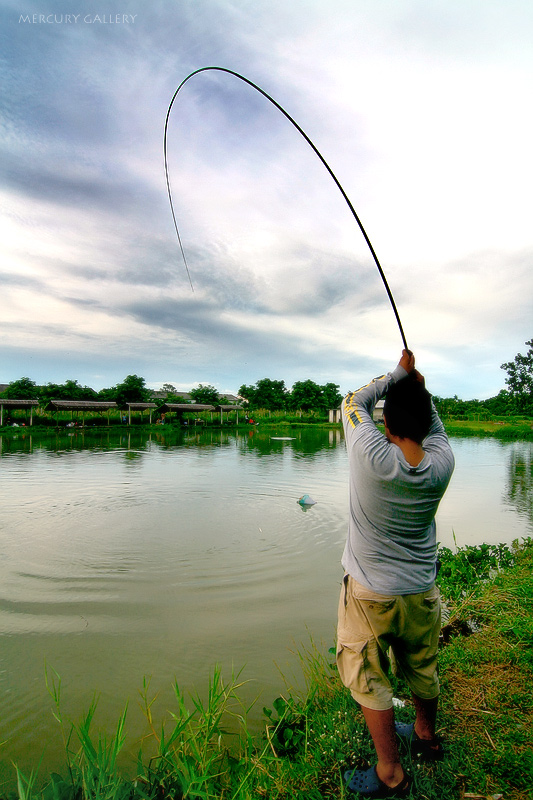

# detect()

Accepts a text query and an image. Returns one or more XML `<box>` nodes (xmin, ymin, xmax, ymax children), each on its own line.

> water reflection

<box><xmin>0</xmin><ymin>426</ymin><xmax>344</xmax><ymax>459</ymax></box>
<box><xmin>435</xmin><ymin>437</ymin><xmax>533</xmax><ymax>547</ymax></box>
<box><xmin>504</xmin><ymin>443</ymin><xmax>533</xmax><ymax>526</ymax></box>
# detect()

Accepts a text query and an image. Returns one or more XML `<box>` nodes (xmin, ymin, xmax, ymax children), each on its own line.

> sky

<box><xmin>1</xmin><ymin>0</ymin><xmax>532</xmax><ymax>399</ymax></box>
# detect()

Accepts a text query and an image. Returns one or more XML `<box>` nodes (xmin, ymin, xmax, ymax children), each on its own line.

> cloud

<box><xmin>1</xmin><ymin>0</ymin><xmax>532</xmax><ymax>399</ymax></box>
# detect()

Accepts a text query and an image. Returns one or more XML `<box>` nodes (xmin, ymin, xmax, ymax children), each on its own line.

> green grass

<box><xmin>3</xmin><ymin>540</ymin><xmax>533</xmax><ymax>800</ymax></box>
<box><xmin>2</xmin><ymin>410</ymin><xmax>533</xmax><ymax>438</ymax></box>
<box><xmin>443</xmin><ymin>418</ymin><xmax>533</xmax><ymax>440</ymax></box>
<box><xmin>437</xmin><ymin>540</ymin><xmax>533</xmax><ymax>800</ymax></box>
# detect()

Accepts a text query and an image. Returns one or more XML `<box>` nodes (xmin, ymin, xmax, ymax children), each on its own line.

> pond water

<box><xmin>0</xmin><ymin>427</ymin><xmax>532</xmax><ymax>787</ymax></box>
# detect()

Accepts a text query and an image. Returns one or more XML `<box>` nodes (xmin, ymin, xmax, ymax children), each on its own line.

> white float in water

<box><xmin>297</xmin><ymin>494</ymin><xmax>317</xmax><ymax>506</ymax></box>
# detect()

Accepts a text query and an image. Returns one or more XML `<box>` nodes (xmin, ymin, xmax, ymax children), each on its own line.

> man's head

<box><xmin>383</xmin><ymin>376</ymin><xmax>432</xmax><ymax>444</ymax></box>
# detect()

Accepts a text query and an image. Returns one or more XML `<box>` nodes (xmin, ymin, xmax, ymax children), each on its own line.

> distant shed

<box><xmin>214</xmin><ymin>404</ymin><xmax>242</xmax><ymax>425</ymax></box>
<box><xmin>126</xmin><ymin>403</ymin><xmax>157</xmax><ymax>424</ymax></box>
<box><xmin>157</xmin><ymin>403</ymin><xmax>215</xmax><ymax>425</ymax></box>
<box><xmin>329</xmin><ymin>406</ymin><xmax>342</xmax><ymax>424</ymax></box>
<box><xmin>0</xmin><ymin>398</ymin><xmax>40</xmax><ymax>426</ymax></box>
<box><xmin>158</xmin><ymin>403</ymin><xmax>215</xmax><ymax>413</ymax></box>
<box><xmin>45</xmin><ymin>400</ymin><xmax>118</xmax><ymax>426</ymax></box>
<box><xmin>373</xmin><ymin>399</ymin><xmax>385</xmax><ymax>422</ymax></box>
<box><xmin>328</xmin><ymin>398</ymin><xmax>385</xmax><ymax>424</ymax></box>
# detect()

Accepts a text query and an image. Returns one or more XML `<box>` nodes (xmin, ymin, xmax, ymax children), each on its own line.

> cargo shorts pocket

<box><xmin>422</xmin><ymin>594</ymin><xmax>440</xmax><ymax>615</ymax></box>
<box><xmin>359</xmin><ymin>597</ymin><xmax>396</xmax><ymax>617</ymax></box>
<box><xmin>336</xmin><ymin>639</ymin><xmax>370</xmax><ymax>695</ymax></box>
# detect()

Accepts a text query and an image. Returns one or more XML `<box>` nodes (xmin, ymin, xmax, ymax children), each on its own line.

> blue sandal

<box><xmin>395</xmin><ymin>721</ymin><xmax>444</xmax><ymax>761</ymax></box>
<box><xmin>344</xmin><ymin>765</ymin><xmax>411</xmax><ymax>797</ymax></box>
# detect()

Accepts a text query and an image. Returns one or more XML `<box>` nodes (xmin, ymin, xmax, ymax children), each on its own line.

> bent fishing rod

<box><xmin>164</xmin><ymin>66</ymin><xmax>408</xmax><ymax>351</ymax></box>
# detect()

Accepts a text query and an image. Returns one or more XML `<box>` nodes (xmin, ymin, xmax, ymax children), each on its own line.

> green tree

<box><xmin>40</xmin><ymin>380</ymin><xmax>97</xmax><ymax>403</ymax></box>
<box><xmin>238</xmin><ymin>384</ymin><xmax>257</xmax><ymax>406</ymax></box>
<box><xmin>158</xmin><ymin>383</ymin><xmax>190</xmax><ymax>403</ymax></box>
<box><xmin>288</xmin><ymin>379</ymin><xmax>324</xmax><ymax>411</ymax></box>
<box><xmin>432</xmin><ymin>395</ymin><xmax>489</xmax><ymax>419</ymax></box>
<box><xmin>287</xmin><ymin>380</ymin><xmax>342</xmax><ymax>411</ymax></box>
<box><xmin>483</xmin><ymin>389</ymin><xmax>515</xmax><ymax>416</ymax></box>
<box><xmin>98</xmin><ymin>386</ymin><xmax>117</xmax><ymax>401</ymax></box>
<box><xmin>238</xmin><ymin>378</ymin><xmax>287</xmax><ymax>410</ymax></box>
<box><xmin>113</xmin><ymin>375</ymin><xmax>150</xmax><ymax>408</ymax></box>
<box><xmin>501</xmin><ymin>339</ymin><xmax>533</xmax><ymax>412</ymax></box>
<box><xmin>2</xmin><ymin>377</ymin><xmax>39</xmax><ymax>399</ymax></box>
<box><xmin>190</xmin><ymin>384</ymin><xmax>220</xmax><ymax>405</ymax></box>
<box><xmin>321</xmin><ymin>382</ymin><xmax>343</xmax><ymax>410</ymax></box>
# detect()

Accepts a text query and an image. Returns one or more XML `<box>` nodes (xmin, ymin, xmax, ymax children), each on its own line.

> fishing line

<box><xmin>164</xmin><ymin>66</ymin><xmax>408</xmax><ymax>350</ymax></box>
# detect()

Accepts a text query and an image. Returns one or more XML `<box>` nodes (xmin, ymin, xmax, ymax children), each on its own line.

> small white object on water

<box><xmin>392</xmin><ymin>697</ymin><xmax>405</xmax><ymax>708</ymax></box>
<box><xmin>298</xmin><ymin>494</ymin><xmax>317</xmax><ymax>506</ymax></box>
<box><xmin>271</xmin><ymin>437</ymin><xmax>296</xmax><ymax>440</ymax></box>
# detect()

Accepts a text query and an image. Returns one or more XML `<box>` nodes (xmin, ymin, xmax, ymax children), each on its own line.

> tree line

<box><xmin>0</xmin><ymin>376</ymin><xmax>226</xmax><ymax>408</ymax></box>
<box><xmin>237</xmin><ymin>379</ymin><xmax>343</xmax><ymax>411</ymax></box>
<box><xmin>0</xmin><ymin>375</ymin><xmax>344</xmax><ymax>411</ymax></box>
<box><xmin>2</xmin><ymin>339</ymin><xmax>532</xmax><ymax>415</ymax></box>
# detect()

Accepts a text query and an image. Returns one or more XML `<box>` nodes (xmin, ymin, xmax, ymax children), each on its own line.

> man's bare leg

<box><xmin>411</xmin><ymin>694</ymin><xmax>438</xmax><ymax>740</ymax></box>
<box><xmin>360</xmin><ymin>705</ymin><xmax>405</xmax><ymax>787</ymax></box>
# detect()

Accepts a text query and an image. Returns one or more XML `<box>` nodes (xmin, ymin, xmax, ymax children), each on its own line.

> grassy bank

<box><xmin>4</xmin><ymin>539</ymin><xmax>533</xmax><ymax>800</ymax></box>
<box><xmin>1</xmin><ymin>408</ymin><xmax>532</xmax><ymax>440</ymax></box>
<box><xmin>442</xmin><ymin>418</ymin><xmax>533</xmax><ymax>441</ymax></box>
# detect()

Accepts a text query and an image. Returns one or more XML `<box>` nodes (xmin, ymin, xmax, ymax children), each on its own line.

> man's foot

<box><xmin>395</xmin><ymin>720</ymin><xmax>445</xmax><ymax>761</ymax></box>
<box><xmin>344</xmin><ymin>765</ymin><xmax>411</xmax><ymax>797</ymax></box>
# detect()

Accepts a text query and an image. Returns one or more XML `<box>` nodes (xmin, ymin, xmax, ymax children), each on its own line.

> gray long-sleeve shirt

<box><xmin>341</xmin><ymin>365</ymin><xmax>455</xmax><ymax>595</ymax></box>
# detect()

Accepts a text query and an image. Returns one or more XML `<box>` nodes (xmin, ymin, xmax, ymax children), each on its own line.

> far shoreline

<box><xmin>1</xmin><ymin>417</ymin><xmax>533</xmax><ymax>441</ymax></box>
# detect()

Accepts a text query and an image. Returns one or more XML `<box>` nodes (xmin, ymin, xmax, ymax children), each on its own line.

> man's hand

<box><xmin>399</xmin><ymin>349</ymin><xmax>415</xmax><ymax>374</ymax></box>
<box><xmin>412</xmin><ymin>369</ymin><xmax>425</xmax><ymax>387</ymax></box>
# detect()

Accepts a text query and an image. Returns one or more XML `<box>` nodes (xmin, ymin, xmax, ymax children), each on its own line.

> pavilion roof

<box><xmin>45</xmin><ymin>400</ymin><xmax>118</xmax><ymax>411</ymax></box>
<box><xmin>0</xmin><ymin>398</ymin><xmax>39</xmax><ymax>408</ymax></box>
<box><xmin>158</xmin><ymin>403</ymin><xmax>215</xmax><ymax>412</ymax></box>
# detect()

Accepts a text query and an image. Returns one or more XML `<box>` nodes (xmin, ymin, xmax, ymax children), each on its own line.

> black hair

<box><xmin>383</xmin><ymin>377</ymin><xmax>432</xmax><ymax>444</ymax></box>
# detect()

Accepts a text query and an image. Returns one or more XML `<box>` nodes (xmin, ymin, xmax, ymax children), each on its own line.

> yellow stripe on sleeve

<box><xmin>343</xmin><ymin>375</ymin><xmax>386</xmax><ymax>430</ymax></box>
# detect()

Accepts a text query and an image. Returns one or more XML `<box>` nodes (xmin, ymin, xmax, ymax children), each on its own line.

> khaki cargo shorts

<box><xmin>336</xmin><ymin>574</ymin><xmax>441</xmax><ymax>711</ymax></box>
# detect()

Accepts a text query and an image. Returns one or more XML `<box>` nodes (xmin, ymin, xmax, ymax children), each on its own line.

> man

<box><xmin>337</xmin><ymin>350</ymin><xmax>455</xmax><ymax>798</ymax></box>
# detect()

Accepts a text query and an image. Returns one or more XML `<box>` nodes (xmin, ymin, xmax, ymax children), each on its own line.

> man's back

<box><xmin>337</xmin><ymin>352</ymin><xmax>454</xmax><ymax>795</ymax></box>
<box><xmin>342</xmin><ymin>364</ymin><xmax>455</xmax><ymax>595</ymax></box>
